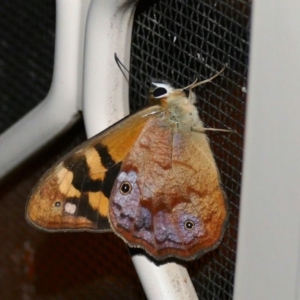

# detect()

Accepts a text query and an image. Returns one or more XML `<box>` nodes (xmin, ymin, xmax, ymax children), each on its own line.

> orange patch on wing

<box><xmin>57</xmin><ymin>167</ymin><xmax>80</xmax><ymax>198</ymax></box>
<box><xmin>85</xmin><ymin>147</ymin><xmax>106</xmax><ymax>180</ymax></box>
<box><xmin>88</xmin><ymin>191</ymin><xmax>109</xmax><ymax>217</ymax></box>
<box><xmin>59</xmin><ymin>216</ymin><xmax>95</xmax><ymax>229</ymax></box>
<box><xmin>100</xmin><ymin>108</ymin><xmax>159</xmax><ymax>163</ymax></box>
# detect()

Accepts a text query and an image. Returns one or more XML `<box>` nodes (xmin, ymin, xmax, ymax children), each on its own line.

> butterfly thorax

<box><xmin>159</xmin><ymin>89</ymin><xmax>204</xmax><ymax>131</ymax></box>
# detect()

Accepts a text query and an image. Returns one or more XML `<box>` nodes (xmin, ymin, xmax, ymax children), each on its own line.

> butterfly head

<box><xmin>150</xmin><ymin>67</ymin><xmax>225</xmax><ymax>109</ymax></box>
<box><xmin>150</xmin><ymin>81</ymin><xmax>197</xmax><ymax>107</ymax></box>
<box><xmin>149</xmin><ymin>82</ymin><xmax>172</xmax><ymax>106</ymax></box>
<box><xmin>149</xmin><ymin>81</ymin><xmax>200</xmax><ymax>129</ymax></box>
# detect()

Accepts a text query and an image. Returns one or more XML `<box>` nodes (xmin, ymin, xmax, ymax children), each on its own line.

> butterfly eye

<box><xmin>119</xmin><ymin>182</ymin><xmax>132</xmax><ymax>195</ymax></box>
<box><xmin>54</xmin><ymin>201</ymin><xmax>61</xmax><ymax>207</ymax></box>
<box><xmin>153</xmin><ymin>87</ymin><xmax>168</xmax><ymax>99</ymax></box>
<box><xmin>184</xmin><ymin>220</ymin><xmax>195</xmax><ymax>230</ymax></box>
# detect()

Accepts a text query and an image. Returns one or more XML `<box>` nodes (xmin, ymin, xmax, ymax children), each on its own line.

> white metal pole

<box><xmin>82</xmin><ymin>1</ymin><xmax>198</xmax><ymax>299</ymax></box>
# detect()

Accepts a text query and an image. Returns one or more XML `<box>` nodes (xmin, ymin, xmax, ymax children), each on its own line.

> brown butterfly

<box><xmin>26</xmin><ymin>70</ymin><xmax>228</xmax><ymax>261</ymax></box>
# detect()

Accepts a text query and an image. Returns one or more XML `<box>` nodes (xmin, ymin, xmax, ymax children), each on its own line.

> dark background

<box><xmin>0</xmin><ymin>0</ymin><xmax>250</xmax><ymax>299</ymax></box>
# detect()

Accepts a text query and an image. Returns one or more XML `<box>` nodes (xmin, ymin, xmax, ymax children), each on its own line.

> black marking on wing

<box><xmin>69</xmin><ymin>194</ymin><xmax>98</xmax><ymax>223</ymax></box>
<box><xmin>102</xmin><ymin>162</ymin><xmax>121</xmax><ymax>198</ymax></box>
<box><xmin>65</xmin><ymin>195</ymin><xmax>110</xmax><ymax>229</ymax></box>
<box><xmin>62</xmin><ymin>146</ymin><xmax>121</xmax><ymax>225</ymax></box>
<box><xmin>94</xmin><ymin>143</ymin><xmax>116</xmax><ymax>169</ymax></box>
<box><xmin>64</xmin><ymin>156</ymin><xmax>102</xmax><ymax>192</ymax></box>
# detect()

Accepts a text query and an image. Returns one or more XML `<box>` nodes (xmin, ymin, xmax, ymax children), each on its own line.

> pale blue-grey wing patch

<box><xmin>174</xmin><ymin>204</ymin><xmax>206</xmax><ymax>244</ymax></box>
<box><xmin>109</xmin><ymin>170</ymin><xmax>155</xmax><ymax>245</ymax></box>
<box><xmin>134</xmin><ymin>207</ymin><xmax>152</xmax><ymax>231</ymax></box>
<box><xmin>153</xmin><ymin>204</ymin><xmax>206</xmax><ymax>250</ymax></box>
<box><xmin>110</xmin><ymin>170</ymin><xmax>206</xmax><ymax>251</ymax></box>
<box><xmin>110</xmin><ymin>171</ymin><xmax>141</xmax><ymax>230</ymax></box>
<box><xmin>153</xmin><ymin>211</ymin><xmax>179</xmax><ymax>243</ymax></box>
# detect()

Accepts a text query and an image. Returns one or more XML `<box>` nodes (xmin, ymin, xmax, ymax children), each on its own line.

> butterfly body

<box><xmin>26</xmin><ymin>81</ymin><xmax>228</xmax><ymax>261</ymax></box>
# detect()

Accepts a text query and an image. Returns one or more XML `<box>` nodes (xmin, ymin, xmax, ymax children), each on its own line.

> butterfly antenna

<box><xmin>184</xmin><ymin>65</ymin><xmax>226</xmax><ymax>90</ymax></box>
<box><xmin>114</xmin><ymin>53</ymin><xmax>144</xmax><ymax>89</ymax></box>
<box><xmin>114</xmin><ymin>53</ymin><xmax>130</xmax><ymax>83</ymax></box>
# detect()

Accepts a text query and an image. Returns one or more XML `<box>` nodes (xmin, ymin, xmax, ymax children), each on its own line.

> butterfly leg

<box><xmin>192</xmin><ymin>126</ymin><xmax>234</xmax><ymax>133</ymax></box>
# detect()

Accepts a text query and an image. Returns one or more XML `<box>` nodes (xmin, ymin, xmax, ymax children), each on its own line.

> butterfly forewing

<box><xmin>26</xmin><ymin>106</ymin><xmax>160</xmax><ymax>232</ymax></box>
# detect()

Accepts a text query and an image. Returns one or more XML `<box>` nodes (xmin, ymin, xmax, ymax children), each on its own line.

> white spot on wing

<box><xmin>65</xmin><ymin>203</ymin><xmax>76</xmax><ymax>215</ymax></box>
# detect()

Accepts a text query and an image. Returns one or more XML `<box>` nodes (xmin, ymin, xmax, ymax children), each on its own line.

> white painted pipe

<box><xmin>83</xmin><ymin>1</ymin><xmax>198</xmax><ymax>299</ymax></box>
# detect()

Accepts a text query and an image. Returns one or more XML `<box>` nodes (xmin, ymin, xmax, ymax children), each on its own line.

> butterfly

<box><xmin>26</xmin><ymin>70</ymin><xmax>228</xmax><ymax>261</ymax></box>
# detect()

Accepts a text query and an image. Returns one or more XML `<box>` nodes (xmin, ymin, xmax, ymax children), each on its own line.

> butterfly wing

<box><xmin>108</xmin><ymin>116</ymin><xmax>228</xmax><ymax>260</ymax></box>
<box><xmin>26</xmin><ymin>106</ymin><xmax>161</xmax><ymax>232</ymax></box>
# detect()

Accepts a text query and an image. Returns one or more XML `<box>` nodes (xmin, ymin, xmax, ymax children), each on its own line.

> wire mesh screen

<box><xmin>0</xmin><ymin>0</ymin><xmax>55</xmax><ymax>135</ymax></box>
<box><xmin>130</xmin><ymin>0</ymin><xmax>249</xmax><ymax>298</ymax></box>
<box><xmin>0</xmin><ymin>0</ymin><xmax>250</xmax><ymax>299</ymax></box>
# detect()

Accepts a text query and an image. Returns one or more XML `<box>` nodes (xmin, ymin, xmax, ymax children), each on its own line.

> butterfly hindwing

<box><xmin>108</xmin><ymin>95</ymin><xmax>228</xmax><ymax>261</ymax></box>
<box><xmin>26</xmin><ymin>106</ymin><xmax>161</xmax><ymax>232</ymax></box>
